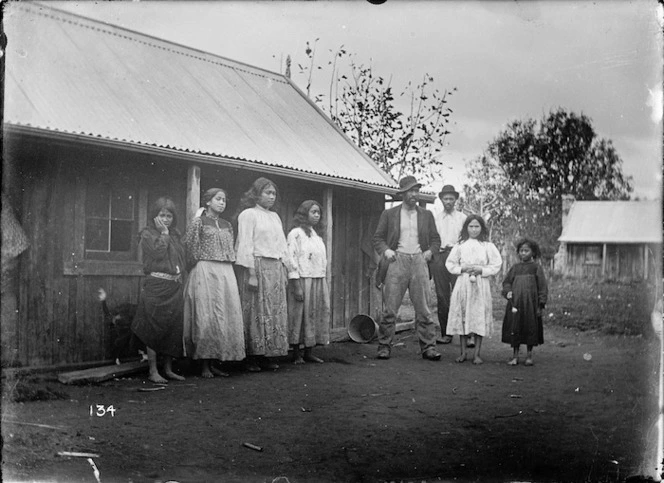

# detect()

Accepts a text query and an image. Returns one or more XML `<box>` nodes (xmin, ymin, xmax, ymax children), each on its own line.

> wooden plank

<box><xmin>58</xmin><ymin>360</ymin><xmax>148</xmax><ymax>385</ymax></box>
<box><xmin>186</xmin><ymin>164</ymin><xmax>201</xmax><ymax>226</ymax></box>
<box><xmin>601</xmin><ymin>243</ymin><xmax>607</xmax><ymax>278</ymax></box>
<box><xmin>323</xmin><ymin>187</ymin><xmax>333</xmax><ymax>296</ymax></box>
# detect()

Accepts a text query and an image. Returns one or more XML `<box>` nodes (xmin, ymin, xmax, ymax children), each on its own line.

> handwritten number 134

<box><xmin>90</xmin><ymin>404</ymin><xmax>116</xmax><ymax>417</ymax></box>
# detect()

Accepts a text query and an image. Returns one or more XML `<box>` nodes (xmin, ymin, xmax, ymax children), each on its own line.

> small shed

<box><xmin>557</xmin><ymin>200</ymin><xmax>662</xmax><ymax>281</ymax></box>
<box><xmin>2</xmin><ymin>3</ymin><xmax>417</xmax><ymax>367</ymax></box>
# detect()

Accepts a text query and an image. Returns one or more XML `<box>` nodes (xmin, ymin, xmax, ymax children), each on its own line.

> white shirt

<box><xmin>287</xmin><ymin>227</ymin><xmax>327</xmax><ymax>279</ymax></box>
<box><xmin>398</xmin><ymin>206</ymin><xmax>421</xmax><ymax>254</ymax></box>
<box><xmin>430</xmin><ymin>198</ymin><xmax>467</xmax><ymax>249</ymax></box>
<box><xmin>235</xmin><ymin>205</ymin><xmax>289</xmax><ymax>268</ymax></box>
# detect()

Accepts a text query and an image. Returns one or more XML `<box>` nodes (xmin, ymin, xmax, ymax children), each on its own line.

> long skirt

<box><xmin>131</xmin><ymin>277</ymin><xmax>184</xmax><ymax>358</ymax></box>
<box><xmin>238</xmin><ymin>257</ymin><xmax>289</xmax><ymax>357</ymax></box>
<box><xmin>287</xmin><ymin>277</ymin><xmax>331</xmax><ymax>347</ymax></box>
<box><xmin>183</xmin><ymin>261</ymin><xmax>245</xmax><ymax>361</ymax></box>
<box><xmin>446</xmin><ymin>273</ymin><xmax>494</xmax><ymax>337</ymax></box>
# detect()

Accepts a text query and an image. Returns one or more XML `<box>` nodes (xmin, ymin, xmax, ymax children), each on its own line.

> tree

<box><xmin>464</xmin><ymin>108</ymin><xmax>633</xmax><ymax>260</ymax></box>
<box><xmin>289</xmin><ymin>40</ymin><xmax>455</xmax><ymax>185</ymax></box>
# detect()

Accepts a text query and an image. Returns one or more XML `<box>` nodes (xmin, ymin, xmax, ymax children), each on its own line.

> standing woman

<box><xmin>132</xmin><ymin>197</ymin><xmax>186</xmax><ymax>383</ymax></box>
<box><xmin>286</xmin><ymin>200</ymin><xmax>330</xmax><ymax>364</ymax></box>
<box><xmin>183</xmin><ymin>188</ymin><xmax>245</xmax><ymax>378</ymax></box>
<box><xmin>235</xmin><ymin>177</ymin><xmax>291</xmax><ymax>372</ymax></box>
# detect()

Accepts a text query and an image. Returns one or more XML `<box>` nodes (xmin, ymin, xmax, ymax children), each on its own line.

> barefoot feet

<box><xmin>164</xmin><ymin>370</ymin><xmax>185</xmax><ymax>381</ymax></box>
<box><xmin>524</xmin><ymin>358</ymin><xmax>533</xmax><ymax>366</ymax></box>
<box><xmin>455</xmin><ymin>353</ymin><xmax>468</xmax><ymax>363</ymax></box>
<box><xmin>472</xmin><ymin>356</ymin><xmax>484</xmax><ymax>365</ymax></box>
<box><xmin>149</xmin><ymin>372</ymin><xmax>168</xmax><ymax>384</ymax></box>
<box><xmin>507</xmin><ymin>358</ymin><xmax>518</xmax><ymax>366</ymax></box>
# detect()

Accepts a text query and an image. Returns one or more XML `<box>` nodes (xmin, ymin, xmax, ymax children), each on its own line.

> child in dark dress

<box><xmin>501</xmin><ymin>238</ymin><xmax>548</xmax><ymax>366</ymax></box>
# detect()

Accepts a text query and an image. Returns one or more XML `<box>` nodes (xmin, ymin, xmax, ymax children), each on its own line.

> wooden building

<box><xmin>2</xmin><ymin>3</ymin><xmax>425</xmax><ymax>367</ymax></box>
<box><xmin>557</xmin><ymin>199</ymin><xmax>661</xmax><ymax>281</ymax></box>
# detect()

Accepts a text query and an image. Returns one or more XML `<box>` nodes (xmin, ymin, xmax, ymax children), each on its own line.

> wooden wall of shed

<box><xmin>5</xmin><ymin>138</ymin><xmax>189</xmax><ymax>367</ymax></box>
<box><xmin>565</xmin><ymin>243</ymin><xmax>649</xmax><ymax>281</ymax></box>
<box><xmin>4</xmin><ymin>136</ymin><xmax>387</xmax><ymax>366</ymax></box>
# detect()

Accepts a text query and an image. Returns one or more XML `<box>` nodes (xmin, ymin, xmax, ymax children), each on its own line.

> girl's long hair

<box><xmin>290</xmin><ymin>200</ymin><xmax>324</xmax><ymax>237</ymax></box>
<box><xmin>148</xmin><ymin>197</ymin><xmax>178</xmax><ymax>229</ymax></box>
<box><xmin>234</xmin><ymin>177</ymin><xmax>279</xmax><ymax>217</ymax></box>
<box><xmin>459</xmin><ymin>214</ymin><xmax>489</xmax><ymax>242</ymax></box>
<box><xmin>515</xmin><ymin>237</ymin><xmax>541</xmax><ymax>259</ymax></box>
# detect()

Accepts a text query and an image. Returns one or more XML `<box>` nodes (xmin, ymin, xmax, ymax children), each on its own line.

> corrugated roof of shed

<box><xmin>3</xmin><ymin>2</ymin><xmax>398</xmax><ymax>192</ymax></box>
<box><xmin>558</xmin><ymin>200</ymin><xmax>662</xmax><ymax>244</ymax></box>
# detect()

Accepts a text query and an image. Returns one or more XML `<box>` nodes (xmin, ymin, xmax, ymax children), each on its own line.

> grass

<box><xmin>404</xmin><ymin>276</ymin><xmax>658</xmax><ymax>337</ymax></box>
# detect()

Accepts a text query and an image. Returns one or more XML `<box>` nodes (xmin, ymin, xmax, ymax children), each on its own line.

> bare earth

<box><xmin>2</xmin><ymin>322</ymin><xmax>659</xmax><ymax>483</ymax></box>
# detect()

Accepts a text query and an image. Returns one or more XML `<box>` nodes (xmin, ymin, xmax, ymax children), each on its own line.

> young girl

<box><xmin>501</xmin><ymin>238</ymin><xmax>548</xmax><ymax>366</ymax></box>
<box><xmin>286</xmin><ymin>200</ymin><xmax>330</xmax><ymax>364</ymax></box>
<box><xmin>183</xmin><ymin>188</ymin><xmax>245</xmax><ymax>378</ymax></box>
<box><xmin>445</xmin><ymin>214</ymin><xmax>502</xmax><ymax>364</ymax></box>
<box><xmin>131</xmin><ymin>197</ymin><xmax>186</xmax><ymax>383</ymax></box>
<box><xmin>234</xmin><ymin>177</ymin><xmax>291</xmax><ymax>372</ymax></box>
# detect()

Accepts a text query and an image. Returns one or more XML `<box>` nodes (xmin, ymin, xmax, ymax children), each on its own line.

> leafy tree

<box><xmin>288</xmin><ymin>40</ymin><xmax>455</xmax><ymax>185</ymax></box>
<box><xmin>464</xmin><ymin>108</ymin><xmax>633</xmax><ymax>261</ymax></box>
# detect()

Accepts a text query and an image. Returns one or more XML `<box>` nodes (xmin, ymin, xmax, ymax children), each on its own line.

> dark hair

<box><xmin>291</xmin><ymin>200</ymin><xmax>324</xmax><ymax>237</ymax></box>
<box><xmin>235</xmin><ymin>177</ymin><xmax>279</xmax><ymax>215</ymax></box>
<box><xmin>515</xmin><ymin>238</ymin><xmax>541</xmax><ymax>259</ymax></box>
<box><xmin>201</xmin><ymin>188</ymin><xmax>227</xmax><ymax>206</ymax></box>
<box><xmin>149</xmin><ymin>197</ymin><xmax>178</xmax><ymax>229</ymax></box>
<box><xmin>459</xmin><ymin>214</ymin><xmax>489</xmax><ymax>242</ymax></box>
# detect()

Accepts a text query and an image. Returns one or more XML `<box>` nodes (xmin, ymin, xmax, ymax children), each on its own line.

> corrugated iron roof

<box><xmin>558</xmin><ymin>200</ymin><xmax>662</xmax><ymax>244</ymax></box>
<box><xmin>3</xmin><ymin>2</ymin><xmax>397</xmax><ymax>191</ymax></box>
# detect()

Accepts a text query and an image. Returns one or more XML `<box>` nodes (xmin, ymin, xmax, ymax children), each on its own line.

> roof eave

<box><xmin>5</xmin><ymin>123</ymin><xmax>433</xmax><ymax>200</ymax></box>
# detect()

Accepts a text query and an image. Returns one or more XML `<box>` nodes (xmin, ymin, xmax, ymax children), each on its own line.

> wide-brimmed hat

<box><xmin>396</xmin><ymin>175</ymin><xmax>422</xmax><ymax>194</ymax></box>
<box><xmin>438</xmin><ymin>184</ymin><xmax>460</xmax><ymax>199</ymax></box>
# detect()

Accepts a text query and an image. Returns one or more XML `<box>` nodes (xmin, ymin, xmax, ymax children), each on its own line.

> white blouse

<box><xmin>287</xmin><ymin>227</ymin><xmax>327</xmax><ymax>279</ymax></box>
<box><xmin>445</xmin><ymin>238</ymin><xmax>502</xmax><ymax>277</ymax></box>
<box><xmin>235</xmin><ymin>205</ymin><xmax>289</xmax><ymax>268</ymax></box>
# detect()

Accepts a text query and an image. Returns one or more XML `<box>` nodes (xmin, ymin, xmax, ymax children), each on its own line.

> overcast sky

<box><xmin>50</xmin><ymin>0</ymin><xmax>663</xmax><ymax>199</ymax></box>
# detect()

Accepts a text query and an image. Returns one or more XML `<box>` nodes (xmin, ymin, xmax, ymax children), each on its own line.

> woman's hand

<box><xmin>154</xmin><ymin>216</ymin><xmax>169</xmax><ymax>235</ymax></box>
<box><xmin>290</xmin><ymin>279</ymin><xmax>304</xmax><ymax>302</ymax></box>
<box><xmin>506</xmin><ymin>291</ymin><xmax>513</xmax><ymax>300</ymax></box>
<box><xmin>422</xmin><ymin>249</ymin><xmax>432</xmax><ymax>262</ymax></box>
<box><xmin>384</xmin><ymin>249</ymin><xmax>397</xmax><ymax>262</ymax></box>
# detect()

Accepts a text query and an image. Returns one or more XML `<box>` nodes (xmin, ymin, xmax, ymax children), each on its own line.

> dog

<box><xmin>98</xmin><ymin>288</ymin><xmax>145</xmax><ymax>364</ymax></box>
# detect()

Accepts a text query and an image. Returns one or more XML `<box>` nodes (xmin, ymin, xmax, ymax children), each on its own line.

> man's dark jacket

<box><xmin>372</xmin><ymin>204</ymin><xmax>441</xmax><ymax>257</ymax></box>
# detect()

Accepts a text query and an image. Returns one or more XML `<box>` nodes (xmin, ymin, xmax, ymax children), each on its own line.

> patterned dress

<box><xmin>183</xmin><ymin>214</ymin><xmax>245</xmax><ymax>361</ymax></box>
<box><xmin>286</xmin><ymin>227</ymin><xmax>330</xmax><ymax>348</ymax></box>
<box><xmin>501</xmin><ymin>261</ymin><xmax>548</xmax><ymax>347</ymax></box>
<box><xmin>445</xmin><ymin>239</ymin><xmax>502</xmax><ymax>337</ymax></box>
<box><xmin>235</xmin><ymin>206</ymin><xmax>291</xmax><ymax>357</ymax></box>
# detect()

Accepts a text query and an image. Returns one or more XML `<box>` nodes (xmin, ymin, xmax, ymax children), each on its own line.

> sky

<box><xmin>49</xmin><ymin>0</ymin><xmax>663</xmax><ymax>199</ymax></box>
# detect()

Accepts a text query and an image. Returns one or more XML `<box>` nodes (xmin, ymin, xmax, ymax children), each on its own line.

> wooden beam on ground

<box><xmin>58</xmin><ymin>360</ymin><xmax>148</xmax><ymax>385</ymax></box>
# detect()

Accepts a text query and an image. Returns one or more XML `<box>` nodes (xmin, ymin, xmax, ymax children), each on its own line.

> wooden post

<box><xmin>601</xmin><ymin>243</ymin><xmax>607</xmax><ymax>278</ymax></box>
<box><xmin>323</xmin><ymin>187</ymin><xmax>333</xmax><ymax>291</ymax></box>
<box><xmin>644</xmin><ymin>244</ymin><xmax>649</xmax><ymax>280</ymax></box>
<box><xmin>186</xmin><ymin>165</ymin><xmax>201</xmax><ymax>226</ymax></box>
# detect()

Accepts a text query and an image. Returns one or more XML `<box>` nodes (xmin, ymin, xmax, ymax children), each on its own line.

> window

<box><xmin>85</xmin><ymin>181</ymin><xmax>138</xmax><ymax>261</ymax></box>
<box><xmin>584</xmin><ymin>245</ymin><xmax>602</xmax><ymax>265</ymax></box>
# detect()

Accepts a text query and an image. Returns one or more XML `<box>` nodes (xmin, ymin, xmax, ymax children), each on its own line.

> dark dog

<box><xmin>98</xmin><ymin>289</ymin><xmax>145</xmax><ymax>363</ymax></box>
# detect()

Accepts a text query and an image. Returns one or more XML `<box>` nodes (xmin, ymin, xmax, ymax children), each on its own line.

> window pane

<box><xmin>111</xmin><ymin>188</ymin><xmax>135</xmax><ymax>220</ymax></box>
<box><xmin>86</xmin><ymin>185</ymin><xmax>111</xmax><ymax>218</ymax></box>
<box><xmin>85</xmin><ymin>219</ymin><xmax>109</xmax><ymax>251</ymax></box>
<box><xmin>110</xmin><ymin>220</ymin><xmax>133</xmax><ymax>252</ymax></box>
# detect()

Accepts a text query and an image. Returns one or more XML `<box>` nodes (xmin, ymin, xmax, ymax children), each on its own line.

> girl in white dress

<box><xmin>286</xmin><ymin>200</ymin><xmax>330</xmax><ymax>364</ymax></box>
<box><xmin>445</xmin><ymin>214</ymin><xmax>502</xmax><ymax>364</ymax></box>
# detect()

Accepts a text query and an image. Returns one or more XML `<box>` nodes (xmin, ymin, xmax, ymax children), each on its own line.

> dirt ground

<box><xmin>1</xmin><ymin>322</ymin><xmax>660</xmax><ymax>483</ymax></box>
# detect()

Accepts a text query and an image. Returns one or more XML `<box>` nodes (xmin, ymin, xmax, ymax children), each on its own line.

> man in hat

<box><xmin>372</xmin><ymin>175</ymin><xmax>441</xmax><ymax>361</ymax></box>
<box><xmin>430</xmin><ymin>184</ymin><xmax>468</xmax><ymax>345</ymax></box>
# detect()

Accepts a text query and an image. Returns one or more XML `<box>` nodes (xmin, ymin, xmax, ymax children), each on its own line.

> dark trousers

<box><xmin>430</xmin><ymin>249</ymin><xmax>457</xmax><ymax>335</ymax></box>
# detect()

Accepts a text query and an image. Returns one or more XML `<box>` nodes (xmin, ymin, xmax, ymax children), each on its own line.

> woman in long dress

<box><xmin>286</xmin><ymin>200</ymin><xmax>330</xmax><ymax>364</ymax></box>
<box><xmin>234</xmin><ymin>177</ymin><xmax>292</xmax><ymax>372</ymax></box>
<box><xmin>445</xmin><ymin>214</ymin><xmax>502</xmax><ymax>364</ymax></box>
<box><xmin>131</xmin><ymin>197</ymin><xmax>186</xmax><ymax>383</ymax></box>
<box><xmin>183</xmin><ymin>188</ymin><xmax>245</xmax><ymax>378</ymax></box>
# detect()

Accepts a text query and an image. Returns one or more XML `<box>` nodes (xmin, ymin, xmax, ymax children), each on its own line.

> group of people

<box><xmin>373</xmin><ymin>175</ymin><xmax>548</xmax><ymax>366</ymax></box>
<box><xmin>130</xmin><ymin>177</ymin><xmax>330</xmax><ymax>383</ymax></box>
<box><xmin>129</xmin><ymin>173</ymin><xmax>549</xmax><ymax>383</ymax></box>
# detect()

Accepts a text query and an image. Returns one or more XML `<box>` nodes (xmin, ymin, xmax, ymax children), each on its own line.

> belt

<box><xmin>149</xmin><ymin>272</ymin><xmax>182</xmax><ymax>282</ymax></box>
